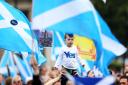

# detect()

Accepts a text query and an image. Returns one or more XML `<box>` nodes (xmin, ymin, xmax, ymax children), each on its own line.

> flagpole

<box><xmin>7</xmin><ymin>64</ymin><xmax>10</xmax><ymax>77</ymax></box>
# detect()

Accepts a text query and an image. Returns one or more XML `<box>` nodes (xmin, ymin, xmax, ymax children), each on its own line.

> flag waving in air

<box><xmin>95</xmin><ymin>12</ymin><xmax>127</xmax><ymax>75</ymax></box>
<box><xmin>32</xmin><ymin>0</ymin><xmax>127</xmax><ymax>76</ymax></box>
<box><xmin>74</xmin><ymin>35</ymin><xmax>96</xmax><ymax>74</ymax></box>
<box><xmin>0</xmin><ymin>0</ymin><xmax>34</xmax><ymax>52</ymax></box>
<box><xmin>32</xmin><ymin>0</ymin><xmax>102</xmax><ymax>59</ymax></box>
<box><xmin>0</xmin><ymin>51</ymin><xmax>17</xmax><ymax>77</ymax></box>
<box><xmin>74</xmin><ymin>35</ymin><xmax>96</xmax><ymax>61</ymax></box>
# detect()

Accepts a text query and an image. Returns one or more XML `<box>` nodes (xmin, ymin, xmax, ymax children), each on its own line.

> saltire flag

<box><xmin>32</xmin><ymin>0</ymin><xmax>127</xmax><ymax>76</ymax></box>
<box><xmin>35</xmin><ymin>51</ymin><xmax>47</xmax><ymax>66</ymax></box>
<box><xmin>17</xmin><ymin>52</ymin><xmax>33</xmax><ymax>78</ymax></box>
<box><xmin>84</xmin><ymin>0</ymin><xmax>127</xmax><ymax>75</ymax></box>
<box><xmin>0</xmin><ymin>50</ymin><xmax>46</xmax><ymax>82</ymax></box>
<box><xmin>51</xmin><ymin>31</ymin><xmax>65</xmax><ymax>61</ymax></box>
<box><xmin>0</xmin><ymin>0</ymin><xmax>35</xmax><ymax>52</ymax></box>
<box><xmin>30</xmin><ymin>33</ymin><xmax>47</xmax><ymax>66</ymax></box>
<box><xmin>16</xmin><ymin>50</ymin><xmax>47</xmax><ymax>78</ymax></box>
<box><xmin>0</xmin><ymin>51</ymin><xmax>17</xmax><ymax>77</ymax></box>
<box><xmin>0</xmin><ymin>0</ymin><xmax>47</xmax><ymax>66</ymax></box>
<box><xmin>95</xmin><ymin>12</ymin><xmax>127</xmax><ymax>75</ymax></box>
<box><xmin>32</xmin><ymin>0</ymin><xmax>103</xmax><ymax>62</ymax></box>
<box><xmin>26</xmin><ymin>51</ymin><xmax>47</xmax><ymax>66</ymax></box>
<box><xmin>13</xmin><ymin>53</ymin><xmax>33</xmax><ymax>83</ymax></box>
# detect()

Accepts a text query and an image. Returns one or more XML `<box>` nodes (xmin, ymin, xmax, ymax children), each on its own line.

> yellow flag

<box><xmin>74</xmin><ymin>35</ymin><xmax>96</xmax><ymax>61</ymax></box>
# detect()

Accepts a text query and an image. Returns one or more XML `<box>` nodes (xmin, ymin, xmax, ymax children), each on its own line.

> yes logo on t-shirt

<box><xmin>64</xmin><ymin>51</ymin><xmax>75</xmax><ymax>58</ymax></box>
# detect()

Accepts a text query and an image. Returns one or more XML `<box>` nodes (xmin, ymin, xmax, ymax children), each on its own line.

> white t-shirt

<box><xmin>54</xmin><ymin>45</ymin><xmax>84</xmax><ymax>69</ymax></box>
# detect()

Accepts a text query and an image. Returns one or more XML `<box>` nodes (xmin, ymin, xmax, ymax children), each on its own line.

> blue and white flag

<box><xmin>32</xmin><ymin>0</ymin><xmax>127</xmax><ymax>76</ymax></box>
<box><xmin>35</xmin><ymin>51</ymin><xmax>47</xmax><ymax>66</ymax></box>
<box><xmin>74</xmin><ymin>76</ymin><xmax>115</xmax><ymax>85</ymax></box>
<box><xmin>81</xmin><ymin>1</ymin><xmax>127</xmax><ymax>75</ymax></box>
<box><xmin>26</xmin><ymin>51</ymin><xmax>47</xmax><ymax>66</ymax></box>
<box><xmin>95</xmin><ymin>12</ymin><xmax>127</xmax><ymax>76</ymax></box>
<box><xmin>22</xmin><ymin>50</ymin><xmax>47</xmax><ymax>67</ymax></box>
<box><xmin>32</xmin><ymin>0</ymin><xmax>102</xmax><ymax>60</ymax></box>
<box><xmin>13</xmin><ymin>53</ymin><xmax>32</xmax><ymax>83</ymax></box>
<box><xmin>51</xmin><ymin>31</ymin><xmax>64</xmax><ymax>60</ymax></box>
<box><xmin>0</xmin><ymin>51</ymin><xmax>17</xmax><ymax>77</ymax></box>
<box><xmin>65</xmin><ymin>72</ymin><xmax>115</xmax><ymax>85</ymax></box>
<box><xmin>0</xmin><ymin>1</ymin><xmax>35</xmax><ymax>52</ymax></box>
<box><xmin>0</xmin><ymin>51</ymin><xmax>9</xmax><ymax>67</ymax></box>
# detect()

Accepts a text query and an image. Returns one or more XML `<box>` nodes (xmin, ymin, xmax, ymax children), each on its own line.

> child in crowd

<box><xmin>55</xmin><ymin>33</ymin><xmax>85</xmax><ymax>76</ymax></box>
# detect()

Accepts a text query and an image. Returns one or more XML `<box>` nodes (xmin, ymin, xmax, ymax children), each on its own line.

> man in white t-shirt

<box><xmin>55</xmin><ymin>33</ymin><xmax>85</xmax><ymax>76</ymax></box>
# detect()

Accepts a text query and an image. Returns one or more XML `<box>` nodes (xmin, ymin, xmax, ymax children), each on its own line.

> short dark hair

<box><xmin>87</xmin><ymin>70</ymin><xmax>95</xmax><ymax>77</ymax></box>
<box><xmin>124</xmin><ymin>71</ymin><xmax>128</xmax><ymax>76</ymax></box>
<box><xmin>120</xmin><ymin>76</ymin><xmax>128</xmax><ymax>81</ymax></box>
<box><xmin>64</xmin><ymin>33</ymin><xmax>74</xmax><ymax>39</ymax></box>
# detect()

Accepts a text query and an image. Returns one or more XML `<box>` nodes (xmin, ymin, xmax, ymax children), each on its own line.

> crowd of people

<box><xmin>0</xmin><ymin>61</ymin><xmax>128</xmax><ymax>85</ymax></box>
<box><xmin>0</xmin><ymin>57</ymin><xmax>75</xmax><ymax>85</ymax></box>
<box><xmin>0</xmin><ymin>33</ymin><xmax>128</xmax><ymax>85</ymax></box>
<box><xmin>110</xmin><ymin>65</ymin><xmax>128</xmax><ymax>85</ymax></box>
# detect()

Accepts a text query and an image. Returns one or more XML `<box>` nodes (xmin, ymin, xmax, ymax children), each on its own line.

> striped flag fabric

<box><xmin>0</xmin><ymin>51</ymin><xmax>17</xmax><ymax>77</ymax></box>
<box><xmin>0</xmin><ymin>0</ymin><xmax>35</xmax><ymax>52</ymax></box>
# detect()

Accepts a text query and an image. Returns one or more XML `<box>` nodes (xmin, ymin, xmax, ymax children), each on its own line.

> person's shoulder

<box><xmin>72</xmin><ymin>45</ymin><xmax>77</xmax><ymax>49</ymax></box>
<box><xmin>59</xmin><ymin>45</ymin><xmax>67</xmax><ymax>51</ymax></box>
<box><xmin>72</xmin><ymin>45</ymin><xmax>79</xmax><ymax>52</ymax></box>
<box><xmin>61</xmin><ymin>45</ymin><xmax>67</xmax><ymax>49</ymax></box>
